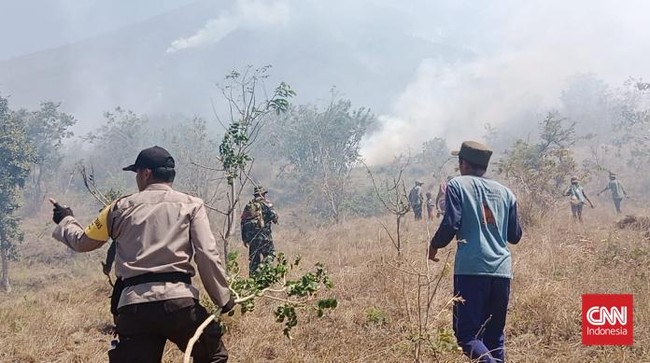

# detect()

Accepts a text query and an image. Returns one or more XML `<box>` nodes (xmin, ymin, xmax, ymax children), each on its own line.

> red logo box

<box><xmin>582</xmin><ymin>294</ymin><xmax>633</xmax><ymax>345</ymax></box>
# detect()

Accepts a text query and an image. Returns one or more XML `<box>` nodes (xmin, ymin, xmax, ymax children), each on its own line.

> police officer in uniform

<box><xmin>51</xmin><ymin>146</ymin><xmax>234</xmax><ymax>363</ymax></box>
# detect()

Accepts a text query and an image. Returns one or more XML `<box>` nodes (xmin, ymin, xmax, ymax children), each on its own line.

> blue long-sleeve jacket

<box><xmin>430</xmin><ymin>176</ymin><xmax>523</xmax><ymax>277</ymax></box>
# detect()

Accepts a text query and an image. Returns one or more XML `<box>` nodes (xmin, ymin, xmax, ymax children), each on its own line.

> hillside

<box><xmin>0</xmin><ymin>0</ymin><xmax>470</xmax><ymax>133</ymax></box>
<box><xmin>0</xmin><ymin>204</ymin><xmax>647</xmax><ymax>362</ymax></box>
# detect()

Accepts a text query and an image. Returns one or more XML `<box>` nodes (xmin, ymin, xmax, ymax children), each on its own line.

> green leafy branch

<box><xmin>202</xmin><ymin>251</ymin><xmax>337</xmax><ymax>337</ymax></box>
<box><xmin>185</xmin><ymin>252</ymin><xmax>337</xmax><ymax>362</ymax></box>
<box><xmin>225</xmin><ymin>252</ymin><xmax>337</xmax><ymax>338</ymax></box>
<box><xmin>216</xmin><ymin>66</ymin><xmax>295</xmax><ymax>185</ymax></box>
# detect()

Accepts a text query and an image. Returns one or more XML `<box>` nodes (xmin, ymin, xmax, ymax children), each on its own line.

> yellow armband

<box><xmin>84</xmin><ymin>204</ymin><xmax>111</xmax><ymax>242</ymax></box>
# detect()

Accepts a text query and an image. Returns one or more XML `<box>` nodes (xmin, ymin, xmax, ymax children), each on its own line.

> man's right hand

<box><xmin>243</xmin><ymin>241</ymin><xmax>249</xmax><ymax>248</ymax></box>
<box><xmin>51</xmin><ymin>200</ymin><xmax>74</xmax><ymax>224</ymax></box>
<box><xmin>221</xmin><ymin>297</ymin><xmax>236</xmax><ymax>315</ymax></box>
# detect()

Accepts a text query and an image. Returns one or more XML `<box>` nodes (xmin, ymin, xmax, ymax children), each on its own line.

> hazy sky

<box><xmin>2</xmin><ymin>0</ymin><xmax>650</xmax><ymax>164</ymax></box>
<box><xmin>0</xmin><ymin>0</ymin><xmax>196</xmax><ymax>60</ymax></box>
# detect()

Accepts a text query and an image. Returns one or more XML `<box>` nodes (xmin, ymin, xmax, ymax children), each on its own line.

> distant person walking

<box><xmin>425</xmin><ymin>191</ymin><xmax>435</xmax><ymax>221</ymax></box>
<box><xmin>564</xmin><ymin>176</ymin><xmax>594</xmax><ymax>222</ymax></box>
<box><xmin>429</xmin><ymin>141</ymin><xmax>523</xmax><ymax>363</ymax></box>
<box><xmin>435</xmin><ymin>176</ymin><xmax>453</xmax><ymax>218</ymax></box>
<box><xmin>409</xmin><ymin>181</ymin><xmax>425</xmax><ymax>220</ymax></box>
<box><xmin>597</xmin><ymin>172</ymin><xmax>627</xmax><ymax>214</ymax></box>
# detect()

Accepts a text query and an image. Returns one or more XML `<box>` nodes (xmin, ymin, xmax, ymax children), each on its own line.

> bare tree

<box><xmin>364</xmin><ymin>156</ymin><xmax>411</xmax><ymax>256</ymax></box>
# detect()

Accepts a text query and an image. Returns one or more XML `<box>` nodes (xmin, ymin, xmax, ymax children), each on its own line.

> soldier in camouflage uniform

<box><xmin>241</xmin><ymin>186</ymin><xmax>278</xmax><ymax>276</ymax></box>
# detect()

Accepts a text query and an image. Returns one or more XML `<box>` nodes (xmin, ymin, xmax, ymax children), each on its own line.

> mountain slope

<box><xmin>0</xmin><ymin>0</ymin><xmax>471</xmax><ymax>131</ymax></box>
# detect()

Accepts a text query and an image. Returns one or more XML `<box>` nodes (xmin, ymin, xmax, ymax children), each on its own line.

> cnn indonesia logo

<box><xmin>582</xmin><ymin>294</ymin><xmax>633</xmax><ymax>345</ymax></box>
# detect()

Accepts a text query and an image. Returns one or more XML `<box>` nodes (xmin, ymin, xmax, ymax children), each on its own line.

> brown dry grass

<box><xmin>1</xmin><ymin>203</ymin><xmax>648</xmax><ymax>362</ymax></box>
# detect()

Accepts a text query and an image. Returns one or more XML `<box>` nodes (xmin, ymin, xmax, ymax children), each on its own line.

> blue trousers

<box><xmin>453</xmin><ymin>275</ymin><xmax>511</xmax><ymax>363</ymax></box>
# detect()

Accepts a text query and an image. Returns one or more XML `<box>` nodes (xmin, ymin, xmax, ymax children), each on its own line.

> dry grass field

<box><xmin>0</xmin><ymin>202</ymin><xmax>648</xmax><ymax>362</ymax></box>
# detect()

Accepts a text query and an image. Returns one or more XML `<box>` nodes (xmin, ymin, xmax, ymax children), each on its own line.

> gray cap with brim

<box><xmin>451</xmin><ymin>141</ymin><xmax>493</xmax><ymax>167</ymax></box>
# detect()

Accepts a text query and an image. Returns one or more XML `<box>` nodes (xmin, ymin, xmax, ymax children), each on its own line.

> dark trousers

<box><xmin>248</xmin><ymin>239</ymin><xmax>275</xmax><ymax>275</ymax></box>
<box><xmin>426</xmin><ymin>205</ymin><xmax>435</xmax><ymax>221</ymax></box>
<box><xmin>110</xmin><ymin>298</ymin><xmax>228</xmax><ymax>363</ymax></box>
<box><xmin>453</xmin><ymin>275</ymin><xmax>511</xmax><ymax>363</ymax></box>
<box><xmin>570</xmin><ymin>203</ymin><xmax>584</xmax><ymax>221</ymax></box>
<box><xmin>413</xmin><ymin>205</ymin><xmax>423</xmax><ymax>220</ymax></box>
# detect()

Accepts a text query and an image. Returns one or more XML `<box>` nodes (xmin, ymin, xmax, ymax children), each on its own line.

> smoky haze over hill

<box><xmin>1</xmin><ymin>0</ymin><xmax>650</xmax><ymax>163</ymax></box>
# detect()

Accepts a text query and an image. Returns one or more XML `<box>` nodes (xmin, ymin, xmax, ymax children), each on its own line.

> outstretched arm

<box><xmin>51</xmin><ymin>202</ymin><xmax>111</xmax><ymax>252</ymax></box>
<box><xmin>583</xmin><ymin>192</ymin><xmax>595</xmax><ymax>208</ymax></box>
<box><xmin>430</xmin><ymin>184</ymin><xmax>461</xmax><ymax>249</ymax></box>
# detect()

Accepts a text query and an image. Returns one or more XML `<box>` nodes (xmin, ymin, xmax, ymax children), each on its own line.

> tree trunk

<box><xmin>1</xmin><ymin>246</ymin><xmax>11</xmax><ymax>293</ymax></box>
<box><xmin>25</xmin><ymin>165</ymin><xmax>44</xmax><ymax>215</ymax></box>
<box><xmin>35</xmin><ymin>165</ymin><xmax>43</xmax><ymax>210</ymax></box>
<box><xmin>223</xmin><ymin>181</ymin><xmax>237</xmax><ymax>258</ymax></box>
<box><xmin>226</xmin><ymin>181</ymin><xmax>237</xmax><ymax>239</ymax></box>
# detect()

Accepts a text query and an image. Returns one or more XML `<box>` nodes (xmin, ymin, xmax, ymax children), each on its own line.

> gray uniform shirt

<box><xmin>52</xmin><ymin>183</ymin><xmax>231</xmax><ymax>309</ymax></box>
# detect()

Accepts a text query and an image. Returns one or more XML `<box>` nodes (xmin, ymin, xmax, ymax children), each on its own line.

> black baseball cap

<box><xmin>122</xmin><ymin>146</ymin><xmax>175</xmax><ymax>172</ymax></box>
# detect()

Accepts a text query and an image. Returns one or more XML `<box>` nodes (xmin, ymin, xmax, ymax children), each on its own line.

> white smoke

<box><xmin>361</xmin><ymin>0</ymin><xmax>650</xmax><ymax>164</ymax></box>
<box><xmin>166</xmin><ymin>0</ymin><xmax>290</xmax><ymax>54</ymax></box>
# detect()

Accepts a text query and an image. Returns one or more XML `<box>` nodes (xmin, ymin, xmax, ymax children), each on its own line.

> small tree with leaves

<box><xmin>0</xmin><ymin>95</ymin><xmax>36</xmax><ymax>292</ymax></box>
<box><xmin>611</xmin><ymin>77</ymin><xmax>650</xmax><ymax>169</ymax></box>
<box><xmin>496</xmin><ymin>112</ymin><xmax>579</xmax><ymax>225</ymax></box>
<box><xmin>411</xmin><ymin>137</ymin><xmax>451</xmax><ymax>180</ymax></box>
<box><xmin>209</xmin><ymin>65</ymin><xmax>294</xmax><ymax>255</ymax></box>
<box><xmin>275</xmin><ymin>95</ymin><xmax>375</xmax><ymax>223</ymax></box>
<box><xmin>184</xmin><ymin>252</ymin><xmax>337</xmax><ymax>363</ymax></box>
<box><xmin>163</xmin><ymin>117</ymin><xmax>220</xmax><ymax>201</ymax></box>
<box><xmin>20</xmin><ymin>101</ymin><xmax>76</xmax><ymax>214</ymax></box>
<box><xmin>84</xmin><ymin>107</ymin><xmax>148</xmax><ymax>189</ymax></box>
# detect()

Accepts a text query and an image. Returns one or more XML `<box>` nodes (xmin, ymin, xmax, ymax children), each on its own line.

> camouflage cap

<box><xmin>415</xmin><ymin>181</ymin><xmax>424</xmax><ymax>185</ymax></box>
<box><xmin>253</xmin><ymin>185</ymin><xmax>268</xmax><ymax>195</ymax></box>
<box><xmin>571</xmin><ymin>176</ymin><xmax>579</xmax><ymax>182</ymax></box>
<box><xmin>451</xmin><ymin>141</ymin><xmax>493</xmax><ymax>167</ymax></box>
<box><xmin>609</xmin><ymin>172</ymin><xmax>617</xmax><ymax>178</ymax></box>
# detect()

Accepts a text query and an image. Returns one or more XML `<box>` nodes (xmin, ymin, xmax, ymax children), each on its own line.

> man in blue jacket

<box><xmin>429</xmin><ymin>141</ymin><xmax>523</xmax><ymax>363</ymax></box>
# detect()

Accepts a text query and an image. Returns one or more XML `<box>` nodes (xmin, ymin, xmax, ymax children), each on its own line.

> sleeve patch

<box><xmin>84</xmin><ymin>204</ymin><xmax>111</xmax><ymax>242</ymax></box>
